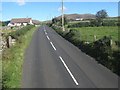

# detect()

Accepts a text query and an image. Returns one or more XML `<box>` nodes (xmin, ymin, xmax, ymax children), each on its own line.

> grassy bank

<box><xmin>2</xmin><ymin>26</ymin><xmax>37</xmax><ymax>88</ymax></box>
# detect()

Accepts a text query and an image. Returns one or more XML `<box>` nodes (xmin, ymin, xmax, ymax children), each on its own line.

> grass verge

<box><xmin>2</xmin><ymin>26</ymin><xmax>37</xmax><ymax>88</ymax></box>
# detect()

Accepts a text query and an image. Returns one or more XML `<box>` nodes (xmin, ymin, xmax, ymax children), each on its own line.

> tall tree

<box><xmin>96</xmin><ymin>9</ymin><xmax>108</xmax><ymax>26</ymax></box>
<box><xmin>52</xmin><ymin>17</ymin><xmax>58</xmax><ymax>24</ymax></box>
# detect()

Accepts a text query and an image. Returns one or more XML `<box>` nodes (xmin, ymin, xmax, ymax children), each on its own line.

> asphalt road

<box><xmin>22</xmin><ymin>25</ymin><xmax>119</xmax><ymax>88</ymax></box>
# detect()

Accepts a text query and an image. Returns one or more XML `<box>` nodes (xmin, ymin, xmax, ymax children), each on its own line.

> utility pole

<box><xmin>62</xmin><ymin>0</ymin><xmax>65</xmax><ymax>31</ymax></box>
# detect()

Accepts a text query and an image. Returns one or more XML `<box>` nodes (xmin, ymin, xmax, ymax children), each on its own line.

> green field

<box><xmin>71</xmin><ymin>26</ymin><xmax>118</xmax><ymax>42</ymax></box>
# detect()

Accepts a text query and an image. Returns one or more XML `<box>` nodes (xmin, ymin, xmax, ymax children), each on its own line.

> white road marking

<box><xmin>59</xmin><ymin>56</ymin><xmax>79</xmax><ymax>86</ymax></box>
<box><xmin>44</xmin><ymin>27</ymin><xmax>47</xmax><ymax>34</ymax></box>
<box><xmin>44</xmin><ymin>29</ymin><xmax>46</xmax><ymax>32</ymax></box>
<box><xmin>44</xmin><ymin>26</ymin><xmax>46</xmax><ymax>31</ymax></box>
<box><xmin>43</xmin><ymin>26</ymin><xmax>78</xmax><ymax>85</ymax></box>
<box><xmin>47</xmin><ymin>35</ymin><xmax>50</xmax><ymax>40</ymax></box>
<box><xmin>45</xmin><ymin>32</ymin><xmax>47</xmax><ymax>35</ymax></box>
<box><xmin>50</xmin><ymin>42</ymin><xmax>56</xmax><ymax>51</ymax></box>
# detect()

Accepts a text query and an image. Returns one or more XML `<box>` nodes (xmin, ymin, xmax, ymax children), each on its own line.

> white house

<box><xmin>75</xmin><ymin>18</ymin><xmax>83</xmax><ymax>21</ymax></box>
<box><xmin>8</xmin><ymin>18</ymin><xmax>33</xmax><ymax>27</ymax></box>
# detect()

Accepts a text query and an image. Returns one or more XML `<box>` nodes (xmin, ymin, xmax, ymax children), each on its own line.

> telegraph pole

<box><xmin>62</xmin><ymin>0</ymin><xmax>65</xmax><ymax>31</ymax></box>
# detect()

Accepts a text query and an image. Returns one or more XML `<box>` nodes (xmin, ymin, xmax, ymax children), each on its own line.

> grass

<box><xmin>2</xmin><ymin>26</ymin><xmax>37</xmax><ymax>88</ymax></box>
<box><xmin>2</xmin><ymin>30</ymin><xmax>15</xmax><ymax>33</ymax></box>
<box><xmin>71</xmin><ymin>26</ymin><xmax>118</xmax><ymax>42</ymax></box>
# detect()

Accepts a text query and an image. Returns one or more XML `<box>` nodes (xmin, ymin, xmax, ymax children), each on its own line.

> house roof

<box><xmin>10</xmin><ymin>18</ymin><xmax>32</xmax><ymax>23</ymax></box>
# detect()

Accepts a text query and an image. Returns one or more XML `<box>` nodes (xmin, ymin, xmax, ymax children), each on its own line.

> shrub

<box><xmin>92</xmin><ymin>36</ymin><xmax>112</xmax><ymax>65</ymax></box>
<box><xmin>8</xmin><ymin>25</ymin><xmax>34</xmax><ymax>40</ymax></box>
<box><xmin>102</xmin><ymin>20</ymin><xmax>117</xmax><ymax>26</ymax></box>
<box><xmin>115</xmin><ymin>41</ymin><xmax>120</xmax><ymax>47</ymax></box>
<box><xmin>112</xmin><ymin>50</ymin><xmax>120</xmax><ymax>76</ymax></box>
<box><xmin>68</xmin><ymin>22</ymin><xmax>90</xmax><ymax>28</ymax></box>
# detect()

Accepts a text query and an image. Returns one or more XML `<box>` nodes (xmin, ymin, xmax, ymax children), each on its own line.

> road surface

<box><xmin>22</xmin><ymin>25</ymin><xmax>119</xmax><ymax>88</ymax></box>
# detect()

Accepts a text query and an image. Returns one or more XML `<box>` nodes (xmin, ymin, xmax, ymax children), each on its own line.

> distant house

<box><xmin>75</xmin><ymin>18</ymin><xmax>83</xmax><ymax>21</ymax></box>
<box><xmin>8</xmin><ymin>18</ymin><xmax>33</xmax><ymax>27</ymax></box>
<box><xmin>32</xmin><ymin>20</ymin><xmax>40</xmax><ymax>26</ymax></box>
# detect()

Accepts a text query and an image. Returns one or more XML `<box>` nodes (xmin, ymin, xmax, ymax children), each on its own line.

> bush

<box><xmin>102</xmin><ymin>20</ymin><xmax>117</xmax><ymax>26</ymax></box>
<box><xmin>68</xmin><ymin>19</ymin><xmax>118</xmax><ymax>27</ymax></box>
<box><xmin>90</xmin><ymin>19</ymin><xmax>103</xmax><ymax>27</ymax></box>
<box><xmin>68</xmin><ymin>22</ymin><xmax>90</xmax><ymax>28</ymax></box>
<box><xmin>8</xmin><ymin>25</ymin><xmax>34</xmax><ymax>40</ymax></box>
<box><xmin>112</xmin><ymin>50</ymin><xmax>120</xmax><ymax>76</ymax></box>
<box><xmin>92</xmin><ymin>36</ymin><xmax>112</xmax><ymax>65</ymax></box>
<box><xmin>115</xmin><ymin>41</ymin><xmax>120</xmax><ymax>47</ymax></box>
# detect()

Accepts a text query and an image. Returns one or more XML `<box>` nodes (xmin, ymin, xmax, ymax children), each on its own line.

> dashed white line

<box><xmin>43</xmin><ymin>26</ymin><xmax>78</xmax><ymax>86</ymax></box>
<box><xmin>47</xmin><ymin>35</ymin><xmax>50</xmax><ymax>40</ymax></box>
<box><xmin>44</xmin><ymin>29</ymin><xmax>46</xmax><ymax>32</ymax></box>
<box><xmin>44</xmin><ymin>27</ymin><xmax>47</xmax><ymax>34</ymax></box>
<box><xmin>59</xmin><ymin>56</ymin><xmax>79</xmax><ymax>86</ymax></box>
<box><xmin>50</xmin><ymin>42</ymin><xmax>56</xmax><ymax>51</ymax></box>
<box><xmin>45</xmin><ymin>32</ymin><xmax>47</xmax><ymax>35</ymax></box>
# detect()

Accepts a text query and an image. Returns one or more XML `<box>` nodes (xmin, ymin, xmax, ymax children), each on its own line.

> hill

<box><xmin>56</xmin><ymin>13</ymin><xmax>96</xmax><ymax>20</ymax></box>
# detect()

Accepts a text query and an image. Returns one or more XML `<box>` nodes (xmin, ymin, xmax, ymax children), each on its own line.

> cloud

<box><xmin>17</xmin><ymin>0</ymin><xmax>25</xmax><ymax>6</ymax></box>
<box><xmin>58</xmin><ymin>6</ymin><xmax>67</xmax><ymax>12</ymax></box>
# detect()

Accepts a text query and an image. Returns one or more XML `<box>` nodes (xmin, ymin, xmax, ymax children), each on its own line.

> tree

<box><xmin>52</xmin><ymin>17</ymin><xmax>58</xmax><ymax>24</ymax></box>
<box><xmin>60</xmin><ymin>16</ymin><xmax>68</xmax><ymax>26</ymax></box>
<box><xmin>96</xmin><ymin>9</ymin><xmax>108</xmax><ymax>26</ymax></box>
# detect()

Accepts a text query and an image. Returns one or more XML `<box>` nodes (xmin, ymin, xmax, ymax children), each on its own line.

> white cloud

<box><xmin>58</xmin><ymin>6</ymin><xmax>67</xmax><ymax>12</ymax></box>
<box><xmin>17</xmin><ymin>0</ymin><xmax>25</xmax><ymax>6</ymax></box>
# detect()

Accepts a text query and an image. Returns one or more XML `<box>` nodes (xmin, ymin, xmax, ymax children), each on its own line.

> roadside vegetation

<box><xmin>48</xmin><ymin>9</ymin><xmax>120</xmax><ymax>76</ymax></box>
<box><xmin>2</xmin><ymin>25</ymin><xmax>37</xmax><ymax>88</ymax></box>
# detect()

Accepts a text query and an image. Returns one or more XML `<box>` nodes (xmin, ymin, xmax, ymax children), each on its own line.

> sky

<box><xmin>1</xmin><ymin>1</ymin><xmax>119</xmax><ymax>21</ymax></box>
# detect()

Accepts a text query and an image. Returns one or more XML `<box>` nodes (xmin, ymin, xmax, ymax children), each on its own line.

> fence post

<box><xmin>110</xmin><ymin>39</ymin><xmax>113</xmax><ymax>46</ymax></box>
<box><xmin>8</xmin><ymin>36</ymin><xmax>12</xmax><ymax>48</ymax></box>
<box><xmin>94</xmin><ymin>35</ymin><xmax>97</xmax><ymax>41</ymax></box>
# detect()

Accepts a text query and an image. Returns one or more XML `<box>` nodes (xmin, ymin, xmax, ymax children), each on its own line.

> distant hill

<box><xmin>55</xmin><ymin>14</ymin><xmax>96</xmax><ymax>20</ymax></box>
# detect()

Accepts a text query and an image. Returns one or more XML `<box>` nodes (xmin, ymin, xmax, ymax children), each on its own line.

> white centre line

<box><xmin>44</xmin><ymin>27</ymin><xmax>47</xmax><ymax>34</ymax></box>
<box><xmin>59</xmin><ymin>56</ymin><xmax>79</xmax><ymax>86</ymax></box>
<box><xmin>50</xmin><ymin>42</ymin><xmax>56</xmax><ymax>51</ymax></box>
<box><xmin>44</xmin><ymin>29</ymin><xmax>46</xmax><ymax>32</ymax></box>
<box><xmin>47</xmin><ymin>35</ymin><xmax>50</xmax><ymax>40</ymax></box>
<box><xmin>45</xmin><ymin>32</ymin><xmax>47</xmax><ymax>35</ymax></box>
